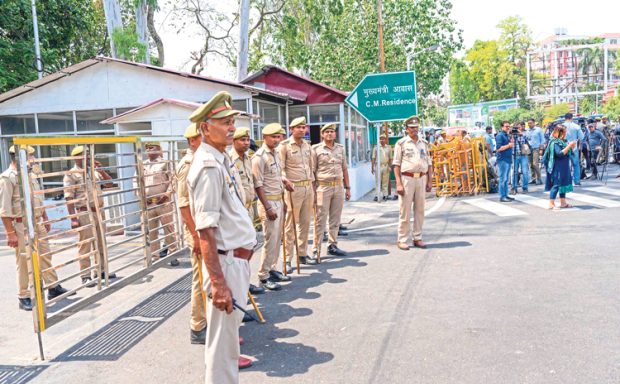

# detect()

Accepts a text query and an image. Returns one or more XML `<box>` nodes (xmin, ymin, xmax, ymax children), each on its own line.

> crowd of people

<box><xmin>486</xmin><ymin>113</ymin><xmax>619</xmax><ymax>207</ymax></box>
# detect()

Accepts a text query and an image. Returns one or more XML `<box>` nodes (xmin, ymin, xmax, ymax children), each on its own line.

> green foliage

<box><xmin>251</xmin><ymin>0</ymin><xmax>463</xmax><ymax>97</ymax></box>
<box><xmin>0</xmin><ymin>0</ymin><xmax>108</xmax><ymax>93</ymax></box>
<box><xmin>602</xmin><ymin>95</ymin><xmax>620</xmax><ymax>121</ymax></box>
<box><xmin>491</xmin><ymin>107</ymin><xmax>544</xmax><ymax>127</ymax></box>
<box><xmin>112</xmin><ymin>27</ymin><xmax>147</xmax><ymax>61</ymax></box>
<box><xmin>544</xmin><ymin>103</ymin><xmax>571</xmax><ymax>121</ymax></box>
<box><xmin>558</xmin><ymin>37</ymin><xmax>604</xmax><ymax>46</ymax></box>
<box><xmin>420</xmin><ymin>102</ymin><xmax>447</xmax><ymax>127</ymax></box>
<box><xmin>449</xmin><ymin>15</ymin><xmax>531</xmax><ymax>104</ymax></box>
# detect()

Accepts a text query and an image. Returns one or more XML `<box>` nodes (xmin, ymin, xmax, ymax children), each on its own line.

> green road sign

<box><xmin>345</xmin><ymin>71</ymin><xmax>417</xmax><ymax>123</ymax></box>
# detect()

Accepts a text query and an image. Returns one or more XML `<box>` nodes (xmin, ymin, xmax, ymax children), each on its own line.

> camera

<box><xmin>510</xmin><ymin>126</ymin><xmax>520</xmax><ymax>135</ymax></box>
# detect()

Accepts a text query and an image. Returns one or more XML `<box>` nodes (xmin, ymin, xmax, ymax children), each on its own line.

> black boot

<box><xmin>18</xmin><ymin>298</ymin><xmax>32</xmax><ymax>311</ymax></box>
<box><xmin>260</xmin><ymin>279</ymin><xmax>281</xmax><ymax>291</ymax></box>
<box><xmin>190</xmin><ymin>327</ymin><xmax>206</xmax><ymax>344</ymax></box>
<box><xmin>48</xmin><ymin>284</ymin><xmax>76</xmax><ymax>300</ymax></box>
<box><xmin>327</xmin><ymin>244</ymin><xmax>347</xmax><ymax>256</ymax></box>
<box><xmin>249</xmin><ymin>284</ymin><xmax>265</xmax><ymax>295</ymax></box>
<box><xmin>269</xmin><ymin>270</ymin><xmax>291</xmax><ymax>282</ymax></box>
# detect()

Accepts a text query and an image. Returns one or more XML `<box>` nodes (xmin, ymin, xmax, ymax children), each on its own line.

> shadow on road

<box><xmin>425</xmin><ymin>241</ymin><xmax>472</xmax><ymax>249</ymax></box>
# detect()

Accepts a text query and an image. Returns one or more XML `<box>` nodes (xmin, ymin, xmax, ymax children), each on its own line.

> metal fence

<box><xmin>12</xmin><ymin>135</ymin><xmax>187</xmax><ymax>359</ymax></box>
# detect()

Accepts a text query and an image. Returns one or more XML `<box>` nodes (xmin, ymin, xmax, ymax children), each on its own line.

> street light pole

<box><xmin>406</xmin><ymin>44</ymin><xmax>439</xmax><ymax>72</ymax></box>
<box><xmin>31</xmin><ymin>0</ymin><xmax>43</xmax><ymax>79</ymax></box>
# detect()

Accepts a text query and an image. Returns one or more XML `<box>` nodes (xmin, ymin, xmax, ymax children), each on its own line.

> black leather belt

<box><xmin>217</xmin><ymin>248</ymin><xmax>253</xmax><ymax>260</ymax></box>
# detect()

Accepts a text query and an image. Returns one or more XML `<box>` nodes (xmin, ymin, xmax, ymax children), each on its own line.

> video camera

<box><xmin>510</xmin><ymin>126</ymin><xmax>521</xmax><ymax>135</ymax></box>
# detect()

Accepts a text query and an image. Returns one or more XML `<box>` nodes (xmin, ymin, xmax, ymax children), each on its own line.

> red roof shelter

<box><xmin>242</xmin><ymin>65</ymin><xmax>348</xmax><ymax>104</ymax></box>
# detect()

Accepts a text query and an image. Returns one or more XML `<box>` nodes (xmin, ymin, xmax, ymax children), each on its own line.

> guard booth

<box><xmin>11</xmin><ymin>135</ymin><xmax>188</xmax><ymax>359</ymax></box>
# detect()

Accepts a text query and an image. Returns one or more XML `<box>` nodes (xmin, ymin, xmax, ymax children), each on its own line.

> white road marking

<box><xmin>584</xmin><ymin>186</ymin><xmax>620</xmax><ymax>198</ymax></box>
<box><xmin>462</xmin><ymin>198</ymin><xmax>527</xmax><ymax>217</ymax></box>
<box><xmin>512</xmin><ymin>194</ymin><xmax>580</xmax><ymax>211</ymax></box>
<box><xmin>346</xmin><ymin>196</ymin><xmax>446</xmax><ymax>233</ymax></box>
<box><xmin>568</xmin><ymin>192</ymin><xmax>620</xmax><ymax>208</ymax></box>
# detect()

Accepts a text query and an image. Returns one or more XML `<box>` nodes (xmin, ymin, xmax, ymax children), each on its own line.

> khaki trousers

<box><xmin>77</xmin><ymin>211</ymin><xmax>106</xmax><ymax>278</ymax></box>
<box><xmin>14</xmin><ymin>221</ymin><xmax>58</xmax><ymax>298</ymax></box>
<box><xmin>313</xmin><ymin>185</ymin><xmax>344</xmax><ymax>252</ymax></box>
<box><xmin>257</xmin><ymin>200</ymin><xmax>283</xmax><ymax>280</ymax></box>
<box><xmin>147</xmin><ymin>203</ymin><xmax>177</xmax><ymax>259</ymax></box>
<box><xmin>284</xmin><ymin>186</ymin><xmax>314</xmax><ymax>259</ymax></box>
<box><xmin>397</xmin><ymin>176</ymin><xmax>426</xmax><ymax>244</ymax></box>
<box><xmin>529</xmin><ymin>150</ymin><xmax>542</xmax><ymax>183</ymax></box>
<box><xmin>379</xmin><ymin>166</ymin><xmax>390</xmax><ymax>196</ymax></box>
<box><xmin>203</xmin><ymin>252</ymin><xmax>250</xmax><ymax>384</ymax></box>
<box><xmin>185</xmin><ymin>226</ymin><xmax>207</xmax><ymax>331</ymax></box>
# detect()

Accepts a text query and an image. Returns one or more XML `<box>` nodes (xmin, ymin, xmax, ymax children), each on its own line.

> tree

<box><xmin>491</xmin><ymin>107</ymin><xmax>544</xmax><ymax>127</ymax></box>
<box><xmin>449</xmin><ymin>15</ymin><xmax>532</xmax><ymax>104</ymax></box>
<box><xmin>169</xmin><ymin>0</ymin><xmax>284</xmax><ymax>75</ymax></box>
<box><xmin>251</xmin><ymin>0</ymin><xmax>463</xmax><ymax>95</ymax></box>
<box><xmin>602</xmin><ymin>95</ymin><xmax>620</xmax><ymax>121</ymax></box>
<box><xmin>0</xmin><ymin>0</ymin><xmax>108</xmax><ymax>93</ymax></box>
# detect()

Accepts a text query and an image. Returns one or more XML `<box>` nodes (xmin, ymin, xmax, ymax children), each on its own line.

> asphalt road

<box><xmin>2</xmin><ymin>172</ymin><xmax>619</xmax><ymax>384</ymax></box>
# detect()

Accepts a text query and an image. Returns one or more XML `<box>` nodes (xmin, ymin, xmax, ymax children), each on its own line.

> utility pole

<box><xmin>31</xmin><ymin>0</ymin><xmax>43</xmax><ymax>79</ymax></box>
<box><xmin>376</xmin><ymin>0</ymin><xmax>389</xmax><ymax>199</ymax></box>
<box><xmin>237</xmin><ymin>0</ymin><xmax>251</xmax><ymax>82</ymax></box>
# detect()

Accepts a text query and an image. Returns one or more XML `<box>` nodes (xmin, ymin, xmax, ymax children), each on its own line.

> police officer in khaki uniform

<box><xmin>393</xmin><ymin>115</ymin><xmax>433</xmax><ymax>250</ymax></box>
<box><xmin>143</xmin><ymin>142</ymin><xmax>178</xmax><ymax>266</ymax></box>
<box><xmin>64</xmin><ymin>145</ymin><xmax>115</xmax><ymax>286</ymax></box>
<box><xmin>371</xmin><ymin>133</ymin><xmax>393</xmax><ymax>201</ymax></box>
<box><xmin>1</xmin><ymin>145</ymin><xmax>73</xmax><ymax>310</ymax></box>
<box><xmin>176</xmin><ymin>123</ymin><xmax>207</xmax><ymax>344</ymax></box>
<box><xmin>230</xmin><ymin>127</ymin><xmax>265</xmax><ymax>295</ymax></box>
<box><xmin>311</xmin><ymin>123</ymin><xmax>350</xmax><ymax>257</ymax></box>
<box><xmin>230</xmin><ymin>127</ymin><xmax>255</xmax><ymax>217</ymax></box>
<box><xmin>252</xmin><ymin>123</ymin><xmax>293</xmax><ymax>291</ymax></box>
<box><xmin>278</xmin><ymin>116</ymin><xmax>317</xmax><ymax>266</ymax></box>
<box><xmin>187</xmin><ymin>91</ymin><xmax>255</xmax><ymax>382</ymax></box>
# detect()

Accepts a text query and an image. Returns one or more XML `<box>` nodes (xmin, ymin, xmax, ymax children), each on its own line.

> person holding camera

<box><xmin>511</xmin><ymin>123</ymin><xmax>530</xmax><ymax>194</ymax></box>
<box><xmin>586</xmin><ymin>123</ymin><xmax>608</xmax><ymax>179</ymax></box>
<box><xmin>495</xmin><ymin>121</ymin><xmax>514</xmax><ymax>202</ymax></box>
<box><xmin>543</xmin><ymin>124</ymin><xmax>576</xmax><ymax>210</ymax></box>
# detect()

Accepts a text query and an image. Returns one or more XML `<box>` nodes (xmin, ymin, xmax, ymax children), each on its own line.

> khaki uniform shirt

<box><xmin>311</xmin><ymin>142</ymin><xmax>347</xmax><ymax>182</ymax></box>
<box><xmin>143</xmin><ymin>157</ymin><xmax>172</xmax><ymax>201</ymax></box>
<box><xmin>176</xmin><ymin>149</ymin><xmax>193</xmax><ymax>209</ymax></box>
<box><xmin>371</xmin><ymin>144</ymin><xmax>392</xmax><ymax>168</ymax></box>
<box><xmin>63</xmin><ymin>164</ymin><xmax>102</xmax><ymax>209</ymax></box>
<box><xmin>277</xmin><ymin>138</ymin><xmax>314</xmax><ymax>182</ymax></box>
<box><xmin>251</xmin><ymin>144</ymin><xmax>283</xmax><ymax>197</ymax></box>
<box><xmin>229</xmin><ymin>148</ymin><xmax>255</xmax><ymax>205</ymax></box>
<box><xmin>392</xmin><ymin>136</ymin><xmax>432</xmax><ymax>173</ymax></box>
<box><xmin>187</xmin><ymin>142</ymin><xmax>255</xmax><ymax>250</ymax></box>
<box><xmin>0</xmin><ymin>165</ymin><xmax>21</xmax><ymax>218</ymax></box>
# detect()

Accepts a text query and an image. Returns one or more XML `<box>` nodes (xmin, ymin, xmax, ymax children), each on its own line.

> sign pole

<box><xmin>376</xmin><ymin>123</ymin><xmax>382</xmax><ymax>202</ymax></box>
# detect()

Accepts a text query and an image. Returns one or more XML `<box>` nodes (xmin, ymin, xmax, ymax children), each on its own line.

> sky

<box><xmin>155</xmin><ymin>0</ymin><xmax>619</xmax><ymax>80</ymax></box>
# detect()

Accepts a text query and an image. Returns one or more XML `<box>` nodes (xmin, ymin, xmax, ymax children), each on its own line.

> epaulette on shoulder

<box><xmin>202</xmin><ymin>152</ymin><xmax>217</xmax><ymax>168</ymax></box>
<box><xmin>311</xmin><ymin>143</ymin><xmax>322</xmax><ymax>149</ymax></box>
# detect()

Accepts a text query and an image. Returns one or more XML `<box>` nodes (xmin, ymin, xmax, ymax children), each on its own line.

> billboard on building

<box><xmin>447</xmin><ymin>98</ymin><xmax>519</xmax><ymax>128</ymax></box>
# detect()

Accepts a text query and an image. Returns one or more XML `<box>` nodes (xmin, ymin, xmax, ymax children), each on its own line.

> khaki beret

<box><xmin>183</xmin><ymin>123</ymin><xmax>200</xmax><ymax>138</ymax></box>
<box><xmin>379</xmin><ymin>134</ymin><xmax>387</xmax><ymax>139</ymax></box>
<box><xmin>405</xmin><ymin>115</ymin><xmax>420</xmax><ymax>127</ymax></box>
<box><xmin>278</xmin><ymin>128</ymin><xmax>286</xmax><ymax>135</ymax></box>
<box><xmin>233</xmin><ymin>127</ymin><xmax>250</xmax><ymax>140</ymax></box>
<box><xmin>290</xmin><ymin>116</ymin><xmax>306</xmax><ymax>128</ymax></box>
<box><xmin>189</xmin><ymin>91</ymin><xmax>241</xmax><ymax>123</ymax></box>
<box><xmin>262</xmin><ymin>123</ymin><xmax>283</xmax><ymax>136</ymax></box>
<box><xmin>144</xmin><ymin>142</ymin><xmax>161</xmax><ymax>148</ymax></box>
<box><xmin>71</xmin><ymin>146</ymin><xmax>85</xmax><ymax>156</ymax></box>
<box><xmin>321</xmin><ymin>123</ymin><xmax>337</xmax><ymax>133</ymax></box>
<box><xmin>8</xmin><ymin>145</ymin><xmax>35</xmax><ymax>155</ymax></box>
